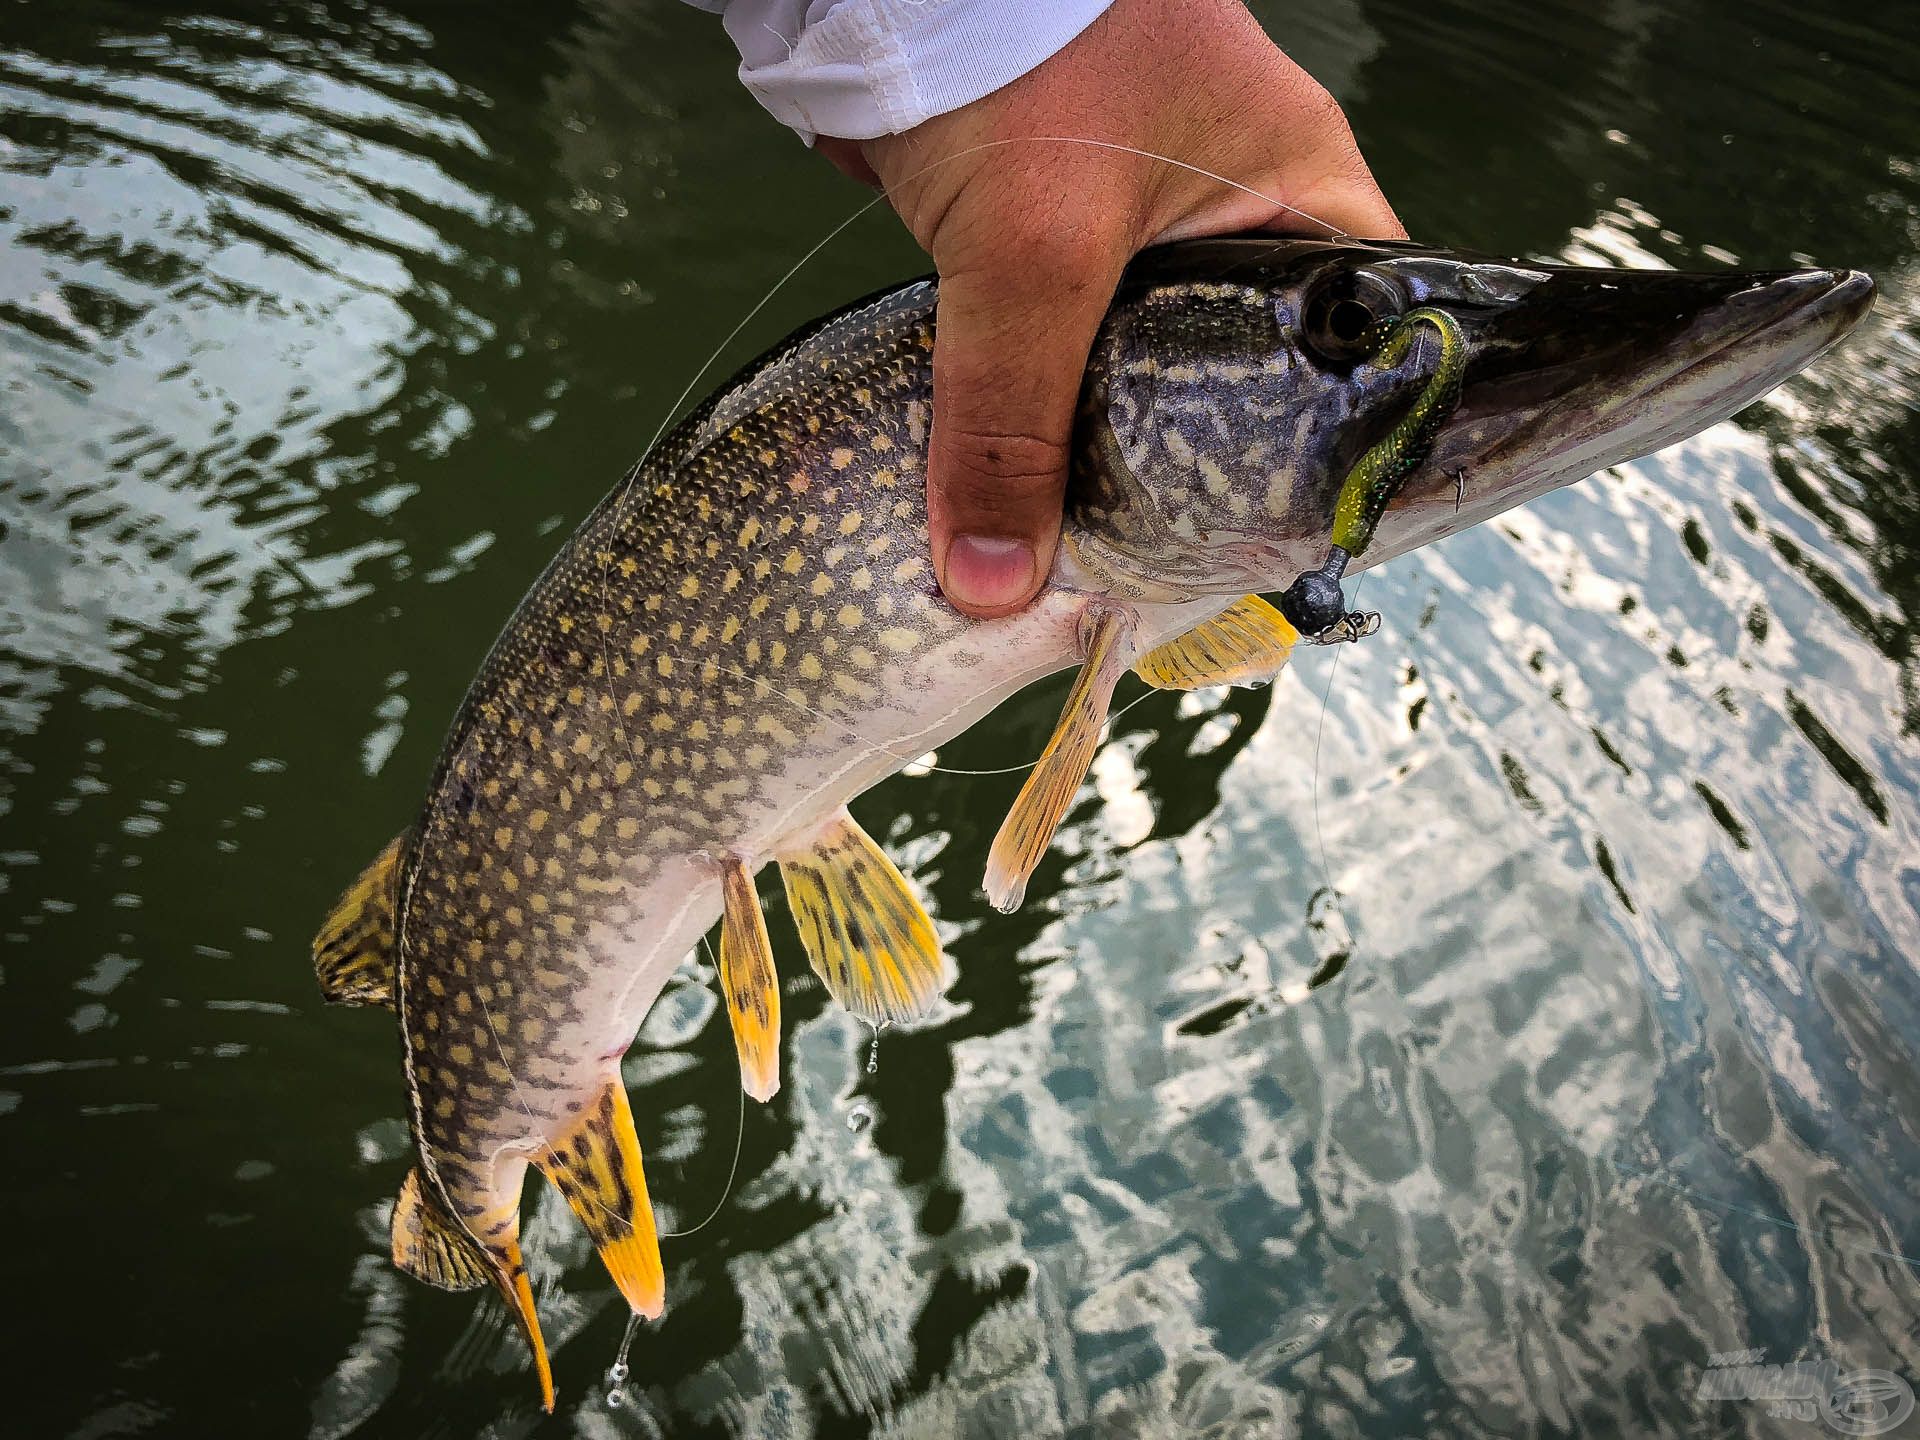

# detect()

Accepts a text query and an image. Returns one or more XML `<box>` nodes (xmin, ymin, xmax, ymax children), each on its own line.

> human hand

<box><xmin>815</xmin><ymin>0</ymin><xmax>1404</xmax><ymax>617</ymax></box>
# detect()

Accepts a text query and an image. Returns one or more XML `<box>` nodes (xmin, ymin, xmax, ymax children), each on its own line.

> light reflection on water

<box><xmin>2</xmin><ymin>0</ymin><xmax>1916</xmax><ymax>1435</ymax></box>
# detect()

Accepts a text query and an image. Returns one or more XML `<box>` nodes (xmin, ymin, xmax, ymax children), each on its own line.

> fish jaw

<box><xmin>1371</xmin><ymin>264</ymin><xmax>1876</xmax><ymax>568</ymax></box>
<box><xmin>1064</xmin><ymin>239</ymin><xmax>1875</xmax><ymax>599</ymax></box>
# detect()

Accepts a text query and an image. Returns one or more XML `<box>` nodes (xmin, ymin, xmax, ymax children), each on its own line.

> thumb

<box><xmin>927</xmin><ymin>240</ymin><xmax>1125</xmax><ymax>617</ymax></box>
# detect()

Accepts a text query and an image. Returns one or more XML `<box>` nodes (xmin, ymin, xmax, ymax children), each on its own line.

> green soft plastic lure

<box><xmin>1280</xmin><ymin>306</ymin><xmax>1468</xmax><ymax>641</ymax></box>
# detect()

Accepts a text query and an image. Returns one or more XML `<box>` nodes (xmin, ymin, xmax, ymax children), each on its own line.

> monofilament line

<box><xmin>660</xmin><ymin>931</ymin><xmax>750</xmax><ymax>1239</ymax></box>
<box><xmin>594</xmin><ymin>135</ymin><xmax>1344</xmax><ymax>802</ymax></box>
<box><xmin>412</xmin><ymin>138</ymin><xmax>1345</xmax><ymax>1300</ymax></box>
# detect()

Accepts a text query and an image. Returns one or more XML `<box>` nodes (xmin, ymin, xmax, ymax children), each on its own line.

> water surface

<box><xmin>3</xmin><ymin>0</ymin><xmax>1917</xmax><ymax>1434</ymax></box>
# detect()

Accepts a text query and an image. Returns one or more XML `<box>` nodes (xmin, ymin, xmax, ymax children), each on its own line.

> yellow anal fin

<box><xmin>535</xmin><ymin>1076</ymin><xmax>666</xmax><ymax>1322</ymax></box>
<box><xmin>778</xmin><ymin>809</ymin><xmax>945</xmax><ymax>1026</ymax></box>
<box><xmin>719</xmin><ymin>859</ymin><xmax>782</xmax><ymax>1102</ymax></box>
<box><xmin>390</xmin><ymin>1166</ymin><xmax>489</xmax><ymax>1291</ymax></box>
<box><xmin>312</xmin><ymin>832</ymin><xmax>406</xmax><ymax>1008</ymax></box>
<box><xmin>984</xmin><ymin>608</ymin><xmax>1134</xmax><ymax>914</ymax></box>
<box><xmin>1133</xmin><ymin>595</ymin><xmax>1299</xmax><ymax>690</ymax></box>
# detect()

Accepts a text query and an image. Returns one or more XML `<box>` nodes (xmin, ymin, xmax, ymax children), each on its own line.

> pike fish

<box><xmin>312</xmin><ymin>237</ymin><xmax>1872</xmax><ymax>1408</ymax></box>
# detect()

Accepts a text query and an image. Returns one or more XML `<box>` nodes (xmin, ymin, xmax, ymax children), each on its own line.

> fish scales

<box><xmin>398</xmin><ymin>282</ymin><xmax>972</xmax><ymax>1226</ymax></box>
<box><xmin>314</xmin><ymin>236</ymin><xmax>1872</xmax><ymax>1409</ymax></box>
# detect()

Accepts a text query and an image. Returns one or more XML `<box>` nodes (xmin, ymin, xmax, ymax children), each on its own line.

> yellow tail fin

<box><xmin>490</xmin><ymin>1240</ymin><xmax>554</xmax><ymax>1413</ymax></box>
<box><xmin>313</xmin><ymin>832</ymin><xmax>406</xmax><ymax>1008</ymax></box>
<box><xmin>393</xmin><ymin>1165</ymin><xmax>555</xmax><ymax>1410</ymax></box>
<box><xmin>778</xmin><ymin>810</ymin><xmax>945</xmax><ymax>1025</ymax></box>
<box><xmin>390</xmin><ymin>1167</ymin><xmax>489</xmax><ymax>1291</ymax></box>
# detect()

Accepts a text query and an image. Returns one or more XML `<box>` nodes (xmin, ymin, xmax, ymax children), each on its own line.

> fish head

<box><xmin>1062</xmin><ymin>237</ymin><xmax>1875</xmax><ymax>600</ymax></box>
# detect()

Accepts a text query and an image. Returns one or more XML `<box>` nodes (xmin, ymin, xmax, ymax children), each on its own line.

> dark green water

<box><xmin>3</xmin><ymin>1</ymin><xmax>1918</xmax><ymax>1434</ymax></box>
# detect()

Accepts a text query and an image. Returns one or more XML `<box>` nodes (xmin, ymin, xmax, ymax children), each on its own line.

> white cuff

<box><xmin>704</xmin><ymin>0</ymin><xmax>1117</xmax><ymax>145</ymax></box>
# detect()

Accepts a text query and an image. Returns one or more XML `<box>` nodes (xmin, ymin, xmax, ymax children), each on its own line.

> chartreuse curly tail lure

<box><xmin>1280</xmin><ymin>306</ymin><xmax>1468</xmax><ymax>642</ymax></box>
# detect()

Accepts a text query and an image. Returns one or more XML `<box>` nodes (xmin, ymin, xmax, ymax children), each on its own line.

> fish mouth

<box><xmin>1381</xmin><ymin>263</ymin><xmax>1876</xmax><ymax>559</ymax></box>
<box><xmin>1500</xmin><ymin>266</ymin><xmax>1874</xmax><ymax>475</ymax></box>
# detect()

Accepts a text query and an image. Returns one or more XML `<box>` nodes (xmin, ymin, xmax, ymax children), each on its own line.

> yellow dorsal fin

<box><xmin>390</xmin><ymin>1166</ymin><xmax>490</xmax><ymax>1291</ymax></box>
<box><xmin>983</xmin><ymin>608</ymin><xmax>1134</xmax><ymax>914</ymax></box>
<box><xmin>1133</xmin><ymin>595</ymin><xmax>1299</xmax><ymax>690</ymax></box>
<box><xmin>719</xmin><ymin>859</ymin><xmax>781</xmax><ymax>1102</ymax></box>
<box><xmin>312</xmin><ymin>832</ymin><xmax>406</xmax><ymax>1008</ymax></box>
<box><xmin>777</xmin><ymin>809</ymin><xmax>945</xmax><ymax>1026</ymax></box>
<box><xmin>534</xmin><ymin>1075</ymin><xmax>666</xmax><ymax>1323</ymax></box>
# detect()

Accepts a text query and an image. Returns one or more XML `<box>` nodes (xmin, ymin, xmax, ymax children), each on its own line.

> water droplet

<box><xmin>602</xmin><ymin>1310</ymin><xmax>640</xmax><ymax>1407</ymax></box>
<box><xmin>847</xmin><ymin>1100</ymin><xmax>873</xmax><ymax>1134</ymax></box>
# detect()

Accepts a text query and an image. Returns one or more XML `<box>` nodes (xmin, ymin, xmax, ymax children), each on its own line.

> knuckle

<box><xmin>1288</xmin><ymin>81</ymin><xmax>1370</xmax><ymax>171</ymax></box>
<box><xmin>1292</xmin><ymin>73</ymin><xmax>1350</xmax><ymax>132</ymax></box>
<box><xmin>1316</xmin><ymin>140</ymin><xmax>1369</xmax><ymax>191</ymax></box>
<box><xmin>995</xmin><ymin>213</ymin><xmax>1126</xmax><ymax>289</ymax></box>
<box><xmin>938</xmin><ymin>425</ymin><xmax>1067</xmax><ymax>513</ymax></box>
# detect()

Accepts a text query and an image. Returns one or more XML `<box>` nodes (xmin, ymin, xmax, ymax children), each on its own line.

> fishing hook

<box><xmin>1280</xmin><ymin>306</ymin><xmax>1467</xmax><ymax>643</ymax></box>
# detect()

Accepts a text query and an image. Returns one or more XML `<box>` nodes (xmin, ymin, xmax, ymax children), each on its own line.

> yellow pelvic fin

<box><xmin>1133</xmin><ymin>595</ymin><xmax>1299</xmax><ymax>691</ymax></box>
<box><xmin>535</xmin><ymin>1075</ymin><xmax>667</xmax><ymax>1322</ymax></box>
<box><xmin>312</xmin><ymin>832</ymin><xmax>406</xmax><ymax>1009</ymax></box>
<box><xmin>777</xmin><ymin>809</ymin><xmax>945</xmax><ymax>1026</ymax></box>
<box><xmin>720</xmin><ymin>858</ymin><xmax>782</xmax><ymax>1102</ymax></box>
<box><xmin>984</xmin><ymin>608</ymin><xmax>1134</xmax><ymax>914</ymax></box>
<box><xmin>390</xmin><ymin>1166</ymin><xmax>489</xmax><ymax>1291</ymax></box>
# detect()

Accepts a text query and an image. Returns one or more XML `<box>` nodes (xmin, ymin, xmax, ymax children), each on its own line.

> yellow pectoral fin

<box><xmin>719</xmin><ymin>859</ymin><xmax>782</xmax><ymax>1103</ymax></box>
<box><xmin>534</xmin><ymin>1076</ymin><xmax>666</xmax><ymax>1321</ymax></box>
<box><xmin>984</xmin><ymin>608</ymin><xmax>1134</xmax><ymax>914</ymax></box>
<box><xmin>312</xmin><ymin>832</ymin><xmax>406</xmax><ymax>1008</ymax></box>
<box><xmin>1133</xmin><ymin>595</ymin><xmax>1299</xmax><ymax>691</ymax></box>
<box><xmin>777</xmin><ymin>809</ymin><xmax>945</xmax><ymax>1026</ymax></box>
<box><xmin>390</xmin><ymin>1167</ymin><xmax>490</xmax><ymax>1291</ymax></box>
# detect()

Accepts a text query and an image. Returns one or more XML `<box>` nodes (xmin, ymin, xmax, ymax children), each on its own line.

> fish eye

<box><xmin>1301</xmin><ymin>270</ymin><xmax>1405</xmax><ymax>364</ymax></box>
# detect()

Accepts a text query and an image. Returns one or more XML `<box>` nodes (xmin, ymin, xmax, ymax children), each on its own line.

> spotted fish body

<box><xmin>315</xmin><ymin>237</ymin><xmax>1872</xmax><ymax>1407</ymax></box>
<box><xmin>401</xmin><ymin>279</ymin><xmax>1218</xmax><ymax>1225</ymax></box>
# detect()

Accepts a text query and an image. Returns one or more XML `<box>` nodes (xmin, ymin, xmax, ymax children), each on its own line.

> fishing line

<box><xmin>1598</xmin><ymin>1152</ymin><xmax>1920</xmax><ymax>1272</ymax></box>
<box><xmin>594</xmin><ymin>135</ymin><xmax>1343</xmax><ymax>796</ymax></box>
<box><xmin>1308</xmin><ymin>600</ymin><xmax>1913</xmax><ymax>1278</ymax></box>
<box><xmin>638</xmin><ymin>646</ymin><xmax>1170</xmax><ymax>778</ymax></box>
<box><xmin>603</xmin><ymin>1311</ymin><xmax>641</xmax><ymax>1410</ymax></box>
<box><xmin>641</xmin><ymin>136</ymin><xmax>1343</xmax><ymax>462</ymax></box>
<box><xmin>660</xmin><ymin>932</ymin><xmax>750</xmax><ymax>1240</ymax></box>
<box><xmin>417</xmin><ymin>141</ymin><xmax>1343</xmax><ymax>1288</ymax></box>
<box><xmin>1309</xmin><ymin>572</ymin><xmax>1367</xmax><ymax>902</ymax></box>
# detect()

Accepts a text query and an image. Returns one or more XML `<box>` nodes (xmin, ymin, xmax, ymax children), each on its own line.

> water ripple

<box><xmin>3</xmin><ymin>0</ymin><xmax>1918</xmax><ymax>1435</ymax></box>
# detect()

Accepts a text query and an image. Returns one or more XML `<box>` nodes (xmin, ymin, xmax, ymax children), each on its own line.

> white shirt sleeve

<box><xmin>684</xmin><ymin>0</ymin><xmax>1117</xmax><ymax>145</ymax></box>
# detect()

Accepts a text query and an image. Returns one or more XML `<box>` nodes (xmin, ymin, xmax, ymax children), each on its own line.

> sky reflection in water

<box><xmin>1</xmin><ymin>0</ymin><xmax>1916</xmax><ymax>1434</ymax></box>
